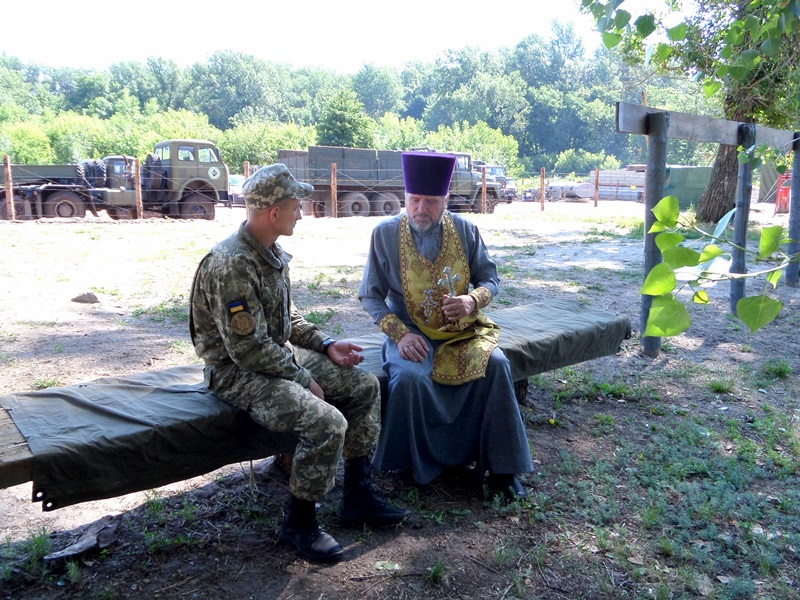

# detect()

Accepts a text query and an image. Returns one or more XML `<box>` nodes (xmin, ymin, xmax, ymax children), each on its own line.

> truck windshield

<box><xmin>198</xmin><ymin>147</ymin><xmax>220</xmax><ymax>163</ymax></box>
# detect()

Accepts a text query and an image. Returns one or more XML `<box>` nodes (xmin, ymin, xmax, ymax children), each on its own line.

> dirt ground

<box><xmin>1</xmin><ymin>199</ymin><xmax>798</xmax><ymax>599</ymax></box>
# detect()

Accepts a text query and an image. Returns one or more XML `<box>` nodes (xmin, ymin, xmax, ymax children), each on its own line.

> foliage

<box><xmin>0</xmin><ymin>119</ymin><xmax>55</xmax><ymax>163</ymax></box>
<box><xmin>554</xmin><ymin>148</ymin><xmax>621</xmax><ymax>174</ymax></box>
<box><xmin>581</xmin><ymin>0</ymin><xmax>800</xmax><ymax>222</ymax></box>
<box><xmin>0</xmin><ymin>27</ymin><xmax>726</xmax><ymax>173</ymax></box>
<box><xmin>315</xmin><ymin>89</ymin><xmax>375</xmax><ymax>148</ymax></box>
<box><xmin>373</xmin><ymin>114</ymin><xmax>427</xmax><ymax>151</ymax></box>
<box><xmin>352</xmin><ymin>63</ymin><xmax>405</xmax><ymax>119</ymax></box>
<box><xmin>221</xmin><ymin>119</ymin><xmax>316</xmax><ymax>173</ymax></box>
<box><xmin>641</xmin><ymin>196</ymin><xmax>790</xmax><ymax>337</ymax></box>
<box><xmin>425</xmin><ymin>121</ymin><xmax>522</xmax><ymax>176</ymax></box>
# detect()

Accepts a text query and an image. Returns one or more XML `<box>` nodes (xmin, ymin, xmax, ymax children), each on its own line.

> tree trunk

<box><xmin>696</xmin><ymin>144</ymin><xmax>740</xmax><ymax>223</ymax></box>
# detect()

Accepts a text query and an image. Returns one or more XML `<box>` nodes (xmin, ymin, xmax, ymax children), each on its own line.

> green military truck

<box><xmin>1</xmin><ymin>139</ymin><xmax>228</xmax><ymax>220</ymax></box>
<box><xmin>473</xmin><ymin>161</ymin><xmax>517</xmax><ymax>203</ymax></box>
<box><xmin>276</xmin><ymin>146</ymin><xmax>501</xmax><ymax>218</ymax></box>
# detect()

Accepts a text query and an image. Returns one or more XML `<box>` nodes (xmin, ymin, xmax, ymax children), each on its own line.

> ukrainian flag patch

<box><xmin>228</xmin><ymin>301</ymin><xmax>245</xmax><ymax>313</ymax></box>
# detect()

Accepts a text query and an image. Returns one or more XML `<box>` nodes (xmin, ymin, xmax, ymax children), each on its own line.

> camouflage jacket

<box><xmin>189</xmin><ymin>221</ymin><xmax>328</xmax><ymax>388</ymax></box>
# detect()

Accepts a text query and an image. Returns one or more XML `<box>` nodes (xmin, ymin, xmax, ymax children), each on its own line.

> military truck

<box><xmin>473</xmin><ymin>160</ymin><xmax>517</xmax><ymax>202</ymax></box>
<box><xmin>1</xmin><ymin>139</ymin><xmax>228</xmax><ymax>220</ymax></box>
<box><xmin>276</xmin><ymin>146</ymin><xmax>501</xmax><ymax>218</ymax></box>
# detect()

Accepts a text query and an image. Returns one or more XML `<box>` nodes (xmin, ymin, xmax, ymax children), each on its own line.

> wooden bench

<box><xmin>0</xmin><ymin>300</ymin><xmax>630</xmax><ymax>511</ymax></box>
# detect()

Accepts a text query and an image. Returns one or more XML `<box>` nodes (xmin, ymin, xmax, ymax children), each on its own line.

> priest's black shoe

<box><xmin>487</xmin><ymin>473</ymin><xmax>528</xmax><ymax>502</ymax></box>
<box><xmin>339</xmin><ymin>457</ymin><xmax>412</xmax><ymax>526</ymax></box>
<box><xmin>279</xmin><ymin>495</ymin><xmax>344</xmax><ymax>562</ymax></box>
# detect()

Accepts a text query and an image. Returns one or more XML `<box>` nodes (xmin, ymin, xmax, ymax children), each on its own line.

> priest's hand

<box><xmin>442</xmin><ymin>294</ymin><xmax>477</xmax><ymax>321</ymax></box>
<box><xmin>397</xmin><ymin>332</ymin><xmax>429</xmax><ymax>362</ymax></box>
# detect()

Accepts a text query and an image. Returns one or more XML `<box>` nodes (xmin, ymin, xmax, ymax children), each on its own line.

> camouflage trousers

<box><xmin>206</xmin><ymin>347</ymin><xmax>380</xmax><ymax>501</ymax></box>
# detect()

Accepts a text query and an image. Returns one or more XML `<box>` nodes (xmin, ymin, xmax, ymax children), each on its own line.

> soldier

<box><xmin>189</xmin><ymin>164</ymin><xmax>410</xmax><ymax>563</ymax></box>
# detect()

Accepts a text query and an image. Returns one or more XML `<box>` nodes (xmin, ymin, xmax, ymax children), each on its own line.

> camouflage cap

<box><xmin>242</xmin><ymin>164</ymin><xmax>314</xmax><ymax>210</ymax></box>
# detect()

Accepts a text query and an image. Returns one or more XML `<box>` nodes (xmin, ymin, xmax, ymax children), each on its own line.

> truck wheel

<box><xmin>180</xmin><ymin>194</ymin><xmax>215</xmax><ymax>220</ymax></box>
<box><xmin>369</xmin><ymin>192</ymin><xmax>401</xmax><ymax>216</ymax></box>
<box><xmin>44</xmin><ymin>191</ymin><xmax>86</xmax><ymax>218</ymax></box>
<box><xmin>339</xmin><ymin>192</ymin><xmax>370</xmax><ymax>217</ymax></box>
<box><xmin>1</xmin><ymin>195</ymin><xmax>30</xmax><ymax>220</ymax></box>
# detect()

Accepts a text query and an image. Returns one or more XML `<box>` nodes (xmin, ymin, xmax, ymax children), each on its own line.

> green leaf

<box><xmin>728</xmin><ymin>65</ymin><xmax>749</xmax><ymax>82</ymax></box>
<box><xmin>601</xmin><ymin>32</ymin><xmax>623</xmax><ymax>48</ymax></box>
<box><xmin>703</xmin><ymin>80</ymin><xmax>722</xmax><ymax>97</ymax></box>
<box><xmin>767</xmin><ymin>270</ymin><xmax>782</xmax><ymax>288</ymax></box>
<box><xmin>644</xmin><ymin>295</ymin><xmax>692</xmax><ymax>337</ymax></box>
<box><xmin>740</xmin><ymin>49</ymin><xmax>761</xmax><ymax>66</ymax></box>
<box><xmin>744</xmin><ymin>15</ymin><xmax>761</xmax><ymax>34</ymax></box>
<box><xmin>642</xmin><ymin>262</ymin><xmax>677</xmax><ymax>296</ymax></box>
<box><xmin>712</xmin><ymin>208</ymin><xmax>736</xmax><ymax>240</ymax></box>
<box><xmin>693</xmin><ymin>290</ymin><xmax>710</xmax><ymax>304</ymax></box>
<box><xmin>699</xmin><ymin>244</ymin><xmax>724</xmax><ymax>263</ymax></box>
<box><xmin>635</xmin><ymin>14</ymin><xmax>657</xmax><ymax>38</ymax></box>
<box><xmin>761</xmin><ymin>37</ymin><xmax>782</xmax><ymax>56</ymax></box>
<box><xmin>656</xmin><ymin>44</ymin><xmax>674</xmax><ymax>61</ymax></box>
<box><xmin>667</xmin><ymin>23</ymin><xmax>688</xmax><ymax>41</ymax></box>
<box><xmin>758</xmin><ymin>225</ymin><xmax>784</xmax><ymax>259</ymax></box>
<box><xmin>737</xmin><ymin>295</ymin><xmax>783</xmax><ymax>333</ymax></box>
<box><xmin>651</xmin><ymin>195</ymin><xmax>680</xmax><ymax>228</ymax></box>
<box><xmin>648</xmin><ymin>221</ymin><xmax>668</xmax><ymax>233</ymax></box>
<box><xmin>655</xmin><ymin>232</ymin><xmax>684</xmax><ymax>251</ymax></box>
<box><xmin>663</xmin><ymin>246</ymin><xmax>701</xmax><ymax>269</ymax></box>
<box><xmin>614</xmin><ymin>9</ymin><xmax>631</xmax><ymax>28</ymax></box>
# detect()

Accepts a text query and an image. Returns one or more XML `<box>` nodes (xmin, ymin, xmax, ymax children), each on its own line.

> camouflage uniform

<box><xmin>189</xmin><ymin>168</ymin><xmax>380</xmax><ymax>502</ymax></box>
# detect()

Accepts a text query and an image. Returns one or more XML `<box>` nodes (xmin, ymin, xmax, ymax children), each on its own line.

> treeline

<box><xmin>0</xmin><ymin>23</ymin><xmax>722</xmax><ymax>176</ymax></box>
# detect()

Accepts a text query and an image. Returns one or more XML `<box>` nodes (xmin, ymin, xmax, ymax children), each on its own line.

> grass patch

<box><xmin>132</xmin><ymin>297</ymin><xmax>189</xmax><ymax>323</ymax></box>
<box><xmin>34</xmin><ymin>377</ymin><xmax>62</xmax><ymax>390</ymax></box>
<box><xmin>305</xmin><ymin>308</ymin><xmax>335</xmax><ymax>325</ymax></box>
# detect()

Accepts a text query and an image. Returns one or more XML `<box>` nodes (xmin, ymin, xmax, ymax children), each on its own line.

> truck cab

<box><xmin>449</xmin><ymin>152</ymin><xmax>501</xmax><ymax>212</ymax></box>
<box><xmin>139</xmin><ymin>139</ymin><xmax>229</xmax><ymax>219</ymax></box>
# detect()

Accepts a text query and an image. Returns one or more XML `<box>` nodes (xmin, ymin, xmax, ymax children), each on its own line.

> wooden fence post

<box><xmin>481</xmin><ymin>166</ymin><xmax>487</xmax><ymax>213</ymax></box>
<box><xmin>594</xmin><ymin>168</ymin><xmax>600</xmax><ymax>207</ymax></box>
<box><xmin>134</xmin><ymin>158</ymin><xmax>143</xmax><ymax>220</ymax></box>
<box><xmin>787</xmin><ymin>133</ymin><xmax>800</xmax><ymax>288</ymax></box>
<box><xmin>539</xmin><ymin>167</ymin><xmax>545</xmax><ymax>211</ymax></box>
<box><xmin>330</xmin><ymin>163</ymin><xmax>338</xmax><ymax>219</ymax></box>
<box><xmin>642</xmin><ymin>111</ymin><xmax>669</xmax><ymax>358</ymax></box>
<box><xmin>3</xmin><ymin>155</ymin><xmax>14</xmax><ymax>220</ymax></box>
<box><xmin>729</xmin><ymin>124</ymin><xmax>756</xmax><ymax>313</ymax></box>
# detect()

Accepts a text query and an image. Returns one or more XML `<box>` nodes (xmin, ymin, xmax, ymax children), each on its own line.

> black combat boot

<box><xmin>279</xmin><ymin>494</ymin><xmax>344</xmax><ymax>562</ymax></box>
<box><xmin>338</xmin><ymin>457</ymin><xmax>412</xmax><ymax>526</ymax></box>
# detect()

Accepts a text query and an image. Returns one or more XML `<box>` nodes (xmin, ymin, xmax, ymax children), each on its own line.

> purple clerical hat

<box><xmin>402</xmin><ymin>152</ymin><xmax>456</xmax><ymax>196</ymax></box>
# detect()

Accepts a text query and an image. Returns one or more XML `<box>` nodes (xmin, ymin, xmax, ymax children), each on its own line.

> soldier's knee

<box><xmin>313</xmin><ymin>406</ymin><xmax>347</xmax><ymax>441</ymax></box>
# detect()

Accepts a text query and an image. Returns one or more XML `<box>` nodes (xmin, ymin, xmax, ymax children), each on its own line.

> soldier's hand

<box><xmin>442</xmin><ymin>294</ymin><xmax>477</xmax><ymax>321</ymax></box>
<box><xmin>309</xmin><ymin>379</ymin><xmax>325</xmax><ymax>399</ymax></box>
<box><xmin>397</xmin><ymin>332</ymin><xmax>429</xmax><ymax>362</ymax></box>
<box><xmin>327</xmin><ymin>341</ymin><xmax>365</xmax><ymax>368</ymax></box>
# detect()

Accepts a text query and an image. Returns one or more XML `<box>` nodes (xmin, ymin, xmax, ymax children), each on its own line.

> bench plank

<box><xmin>0</xmin><ymin>301</ymin><xmax>630</xmax><ymax>510</ymax></box>
<box><xmin>0</xmin><ymin>408</ymin><xmax>33</xmax><ymax>489</ymax></box>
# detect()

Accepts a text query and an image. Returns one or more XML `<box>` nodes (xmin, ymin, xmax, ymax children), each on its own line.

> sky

<box><xmin>1</xmin><ymin>0</ymin><xmax>606</xmax><ymax>74</ymax></box>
